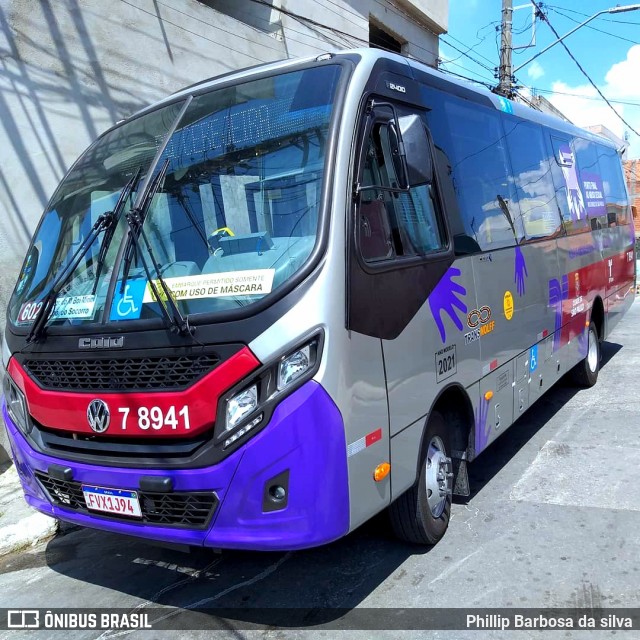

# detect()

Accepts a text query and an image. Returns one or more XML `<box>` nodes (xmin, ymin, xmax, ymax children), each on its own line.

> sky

<box><xmin>441</xmin><ymin>0</ymin><xmax>640</xmax><ymax>158</ymax></box>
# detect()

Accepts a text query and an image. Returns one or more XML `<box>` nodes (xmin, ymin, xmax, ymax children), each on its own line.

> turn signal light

<box><xmin>373</xmin><ymin>462</ymin><xmax>391</xmax><ymax>482</ymax></box>
<box><xmin>484</xmin><ymin>390</ymin><xmax>494</xmax><ymax>401</ymax></box>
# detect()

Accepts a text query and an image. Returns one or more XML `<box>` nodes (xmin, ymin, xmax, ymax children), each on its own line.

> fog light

<box><xmin>269</xmin><ymin>485</ymin><xmax>286</xmax><ymax>501</ymax></box>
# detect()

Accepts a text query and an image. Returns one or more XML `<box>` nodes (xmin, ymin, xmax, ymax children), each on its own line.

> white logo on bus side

<box><xmin>388</xmin><ymin>82</ymin><xmax>406</xmax><ymax>93</ymax></box>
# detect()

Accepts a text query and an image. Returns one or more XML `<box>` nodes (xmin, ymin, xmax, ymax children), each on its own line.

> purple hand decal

<box><xmin>548</xmin><ymin>275</ymin><xmax>568</xmax><ymax>353</ymax></box>
<box><xmin>514</xmin><ymin>245</ymin><xmax>528</xmax><ymax>297</ymax></box>
<box><xmin>428</xmin><ymin>267</ymin><xmax>467</xmax><ymax>343</ymax></box>
<box><xmin>475</xmin><ymin>396</ymin><xmax>491</xmax><ymax>453</ymax></box>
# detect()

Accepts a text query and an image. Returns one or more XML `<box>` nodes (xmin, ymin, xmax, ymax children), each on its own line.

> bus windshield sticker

<box><xmin>142</xmin><ymin>270</ymin><xmax>276</xmax><ymax>303</ymax></box>
<box><xmin>435</xmin><ymin>344</ymin><xmax>456</xmax><ymax>383</ymax></box>
<box><xmin>52</xmin><ymin>295</ymin><xmax>96</xmax><ymax>320</ymax></box>
<box><xmin>16</xmin><ymin>295</ymin><xmax>97</xmax><ymax>325</ymax></box>
<box><xmin>110</xmin><ymin>280</ymin><xmax>146</xmax><ymax>321</ymax></box>
<box><xmin>428</xmin><ymin>267</ymin><xmax>468</xmax><ymax>343</ymax></box>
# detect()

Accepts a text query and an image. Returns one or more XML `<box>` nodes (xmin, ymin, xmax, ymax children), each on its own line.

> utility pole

<box><xmin>497</xmin><ymin>0</ymin><xmax>513</xmax><ymax>97</ymax></box>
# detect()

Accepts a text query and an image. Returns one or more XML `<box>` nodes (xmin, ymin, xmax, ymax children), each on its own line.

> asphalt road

<box><xmin>1</xmin><ymin>301</ymin><xmax>639</xmax><ymax>640</ymax></box>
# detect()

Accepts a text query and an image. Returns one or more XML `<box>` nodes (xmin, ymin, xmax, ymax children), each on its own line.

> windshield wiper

<box><xmin>120</xmin><ymin>159</ymin><xmax>170</xmax><ymax>295</ymax></box>
<box><xmin>26</xmin><ymin>211</ymin><xmax>118</xmax><ymax>343</ymax></box>
<box><xmin>118</xmin><ymin>159</ymin><xmax>193</xmax><ymax>336</ymax></box>
<box><xmin>91</xmin><ymin>167</ymin><xmax>142</xmax><ymax>296</ymax></box>
<box><xmin>124</xmin><ymin>207</ymin><xmax>193</xmax><ymax>336</ymax></box>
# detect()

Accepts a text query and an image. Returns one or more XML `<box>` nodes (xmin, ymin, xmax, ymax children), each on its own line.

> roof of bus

<box><xmin>112</xmin><ymin>48</ymin><xmax>619</xmax><ymax>152</ymax></box>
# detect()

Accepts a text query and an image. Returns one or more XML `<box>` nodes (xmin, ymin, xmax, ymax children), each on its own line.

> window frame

<box><xmin>351</xmin><ymin>95</ymin><xmax>451</xmax><ymax>275</ymax></box>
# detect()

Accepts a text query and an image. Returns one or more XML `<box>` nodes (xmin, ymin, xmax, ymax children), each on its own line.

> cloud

<box><xmin>527</xmin><ymin>61</ymin><xmax>544</xmax><ymax>81</ymax></box>
<box><xmin>546</xmin><ymin>45</ymin><xmax>640</xmax><ymax>158</ymax></box>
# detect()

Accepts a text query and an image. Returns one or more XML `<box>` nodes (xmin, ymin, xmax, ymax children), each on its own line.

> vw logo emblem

<box><xmin>87</xmin><ymin>399</ymin><xmax>110</xmax><ymax>433</ymax></box>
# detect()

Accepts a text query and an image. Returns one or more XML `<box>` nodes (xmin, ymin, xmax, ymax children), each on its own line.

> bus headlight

<box><xmin>217</xmin><ymin>331</ymin><xmax>323</xmax><ymax>450</ymax></box>
<box><xmin>3</xmin><ymin>373</ymin><xmax>32</xmax><ymax>436</ymax></box>
<box><xmin>278</xmin><ymin>345</ymin><xmax>312</xmax><ymax>390</ymax></box>
<box><xmin>226</xmin><ymin>385</ymin><xmax>258</xmax><ymax>432</ymax></box>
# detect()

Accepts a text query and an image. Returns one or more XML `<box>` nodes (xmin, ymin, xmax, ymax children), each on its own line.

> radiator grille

<box><xmin>24</xmin><ymin>353</ymin><xmax>220</xmax><ymax>391</ymax></box>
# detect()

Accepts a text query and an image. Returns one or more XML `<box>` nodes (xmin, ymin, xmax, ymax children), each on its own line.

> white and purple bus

<box><xmin>2</xmin><ymin>49</ymin><xmax>634</xmax><ymax>549</ymax></box>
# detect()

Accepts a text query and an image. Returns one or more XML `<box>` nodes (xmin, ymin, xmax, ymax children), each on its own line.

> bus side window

<box><xmin>549</xmin><ymin>136</ymin><xmax>590</xmax><ymax>235</ymax></box>
<box><xmin>504</xmin><ymin>119</ymin><xmax>563</xmax><ymax>241</ymax></box>
<box><xmin>594</xmin><ymin>144</ymin><xmax>629</xmax><ymax>226</ymax></box>
<box><xmin>357</xmin><ymin>120</ymin><xmax>445</xmax><ymax>263</ymax></box>
<box><xmin>429</xmin><ymin>96</ymin><xmax>519</xmax><ymax>251</ymax></box>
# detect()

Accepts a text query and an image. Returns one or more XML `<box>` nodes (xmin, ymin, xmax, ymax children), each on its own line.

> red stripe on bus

<box><xmin>7</xmin><ymin>346</ymin><xmax>260</xmax><ymax>438</ymax></box>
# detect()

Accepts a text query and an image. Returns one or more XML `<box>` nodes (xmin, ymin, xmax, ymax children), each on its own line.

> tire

<box><xmin>389</xmin><ymin>410</ymin><xmax>452</xmax><ymax>545</ymax></box>
<box><xmin>570</xmin><ymin>322</ymin><xmax>600</xmax><ymax>387</ymax></box>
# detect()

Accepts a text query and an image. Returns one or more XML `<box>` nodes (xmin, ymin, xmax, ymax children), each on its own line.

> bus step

<box><xmin>451</xmin><ymin>451</ymin><xmax>470</xmax><ymax>497</ymax></box>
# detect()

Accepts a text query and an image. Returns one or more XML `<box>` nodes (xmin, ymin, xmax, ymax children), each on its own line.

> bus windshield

<box><xmin>9</xmin><ymin>64</ymin><xmax>343</xmax><ymax>329</ymax></box>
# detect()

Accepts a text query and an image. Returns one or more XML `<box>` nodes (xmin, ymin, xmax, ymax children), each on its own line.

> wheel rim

<box><xmin>425</xmin><ymin>435</ymin><xmax>451</xmax><ymax>518</ymax></box>
<box><xmin>587</xmin><ymin>327</ymin><xmax>598</xmax><ymax>373</ymax></box>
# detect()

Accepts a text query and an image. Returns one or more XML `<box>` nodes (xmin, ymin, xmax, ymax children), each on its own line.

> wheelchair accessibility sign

<box><xmin>529</xmin><ymin>345</ymin><xmax>538</xmax><ymax>373</ymax></box>
<box><xmin>110</xmin><ymin>280</ymin><xmax>146</xmax><ymax>320</ymax></box>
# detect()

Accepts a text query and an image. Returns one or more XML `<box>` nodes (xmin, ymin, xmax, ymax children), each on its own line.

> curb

<box><xmin>0</xmin><ymin>464</ymin><xmax>58</xmax><ymax>557</ymax></box>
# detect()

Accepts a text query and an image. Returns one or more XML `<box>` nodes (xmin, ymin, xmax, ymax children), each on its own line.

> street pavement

<box><xmin>0</xmin><ymin>301</ymin><xmax>639</xmax><ymax>639</ymax></box>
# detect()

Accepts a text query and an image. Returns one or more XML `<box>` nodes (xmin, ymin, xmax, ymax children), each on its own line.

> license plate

<box><xmin>82</xmin><ymin>485</ymin><xmax>142</xmax><ymax>518</ymax></box>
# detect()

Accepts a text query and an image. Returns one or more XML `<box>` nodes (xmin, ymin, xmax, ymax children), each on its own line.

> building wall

<box><xmin>0</xmin><ymin>0</ymin><xmax>447</xmax><ymax>335</ymax></box>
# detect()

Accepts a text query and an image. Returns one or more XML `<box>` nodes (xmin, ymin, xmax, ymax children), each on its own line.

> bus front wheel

<box><xmin>389</xmin><ymin>410</ymin><xmax>452</xmax><ymax>546</ymax></box>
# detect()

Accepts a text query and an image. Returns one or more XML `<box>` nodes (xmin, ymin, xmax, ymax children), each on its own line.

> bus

<box><xmin>2</xmin><ymin>49</ymin><xmax>635</xmax><ymax>550</ymax></box>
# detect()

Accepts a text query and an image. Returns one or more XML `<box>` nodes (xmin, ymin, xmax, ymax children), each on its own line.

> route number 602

<box><xmin>117</xmin><ymin>406</ymin><xmax>190</xmax><ymax>431</ymax></box>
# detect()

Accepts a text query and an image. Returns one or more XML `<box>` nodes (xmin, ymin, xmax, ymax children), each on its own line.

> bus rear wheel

<box><xmin>389</xmin><ymin>410</ymin><xmax>453</xmax><ymax>545</ymax></box>
<box><xmin>570</xmin><ymin>322</ymin><xmax>600</xmax><ymax>387</ymax></box>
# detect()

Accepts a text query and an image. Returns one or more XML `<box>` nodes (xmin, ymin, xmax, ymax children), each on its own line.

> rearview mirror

<box><xmin>398</xmin><ymin>114</ymin><xmax>432</xmax><ymax>187</ymax></box>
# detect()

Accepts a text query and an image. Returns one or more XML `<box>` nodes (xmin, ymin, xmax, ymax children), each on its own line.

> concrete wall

<box><xmin>0</xmin><ymin>0</ymin><xmax>447</xmax><ymax>336</ymax></box>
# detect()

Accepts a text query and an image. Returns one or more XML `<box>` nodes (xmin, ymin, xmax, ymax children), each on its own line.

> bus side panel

<box><xmin>337</xmin><ymin>332</ymin><xmax>391</xmax><ymax>531</ymax></box>
<box><xmin>472</xmin><ymin>240</ymin><xmax>560</xmax><ymax>410</ymax></box>
<box><xmin>556</xmin><ymin>231</ymin><xmax>607</xmax><ymax>367</ymax></box>
<box><xmin>604</xmin><ymin>224</ymin><xmax>636</xmax><ymax>336</ymax></box>
<box><xmin>382</xmin><ymin>257</ymin><xmax>478</xmax><ymax>438</ymax></box>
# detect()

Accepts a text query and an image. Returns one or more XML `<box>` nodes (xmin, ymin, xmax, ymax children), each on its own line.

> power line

<box><xmin>546</xmin><ymin>6</ymin><xmax>639</xmax><ymax>45</ymax></box>
<box><xmin>440</xmin><ymin>38</ymin><xmax>496</xmax><ymax>74</ymax></box>
<box><xmin>445</xmin><ymin>33</ymin><xmax>496</xmax><ymax>66</ymax></box>
<box><xmin>544</xmin><ymin>4</ymin><xmax>640</xmax><ymax>26</ymax></box>
<box><xmin>527</xmin><ymin>1</ymin><xmax>640</xmax><ymax>137</ymax></box>
<box><xmin>532</xmin><ymin>87</ymin><xmax>640</xmax><ymax>108</ymax></box>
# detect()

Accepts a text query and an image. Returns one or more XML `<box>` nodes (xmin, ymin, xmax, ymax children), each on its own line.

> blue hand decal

<box><xmin>514</xmin><ymin>245</ymin><xmax>528</xmax><ymax>297</ymax></box>
<box><xmin>475</xmin><ymin>396</ymin><xmax>491</xmax><ymax>453</ymax></box>
<box><xmin>428</xmin><ymin>267</ymin><xmax>467</xmax><ymax>343</ymax></box>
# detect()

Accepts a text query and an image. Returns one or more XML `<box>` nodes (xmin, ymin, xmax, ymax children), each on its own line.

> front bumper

<box><xmin>3</xmin><ymin>380</ymin><xmax>349</xmax><ymax>551</ymax></box>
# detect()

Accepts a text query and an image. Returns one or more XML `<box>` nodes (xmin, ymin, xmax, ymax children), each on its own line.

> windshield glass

<box><xmin>9</xmin><ymin>64</ymin><xmax>342</xmax><ymax>330</ymax></box>
<box><xmin>109</xmin><ymin>64</ymin><xmax>342</xmax><ymax>324</ymax></box>
<box><xmin>8</xmin><ymin>101</ymin><xmax>186</xmax><ymax>328</ymax></box>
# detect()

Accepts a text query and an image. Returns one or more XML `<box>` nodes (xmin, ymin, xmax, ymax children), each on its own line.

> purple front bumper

<box><xmin>3</xmin><ymin>380</ymin><xmax>350</xmax><ymax>551</ymax></box>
